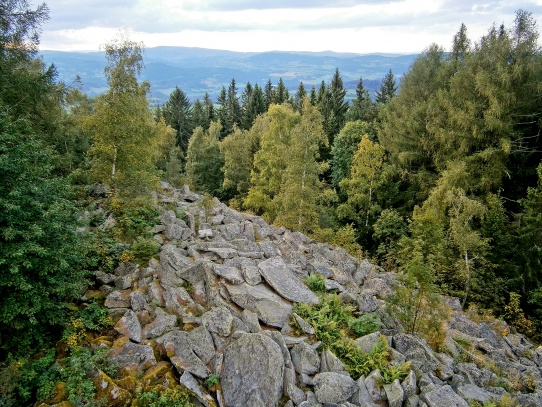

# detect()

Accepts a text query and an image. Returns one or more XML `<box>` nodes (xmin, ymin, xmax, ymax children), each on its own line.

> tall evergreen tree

<box><xmin>242</xmin><ymin>83</ymin><xmax>266</xmax><ymax>129</ymax></box>
<box><xmin>162</xmin><ymin>86</ymin><xmax>193</xmax><ymax>156</ymax></box>
<box><xmin>346</xmin><ymin>77</ymin><xmax>376</xmax><ymax>122</ymax></box>
<box><xmin>375</xmin><ymin>69</ymin><xmax>397</xmax><ymax>105</ymax></box>
<box><xmin>293</xmin><ymin>81</ymin><xmax>307</xmax><ymax>112</ymax></box>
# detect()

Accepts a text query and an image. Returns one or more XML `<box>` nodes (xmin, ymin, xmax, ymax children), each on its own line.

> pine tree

<box><xmin>346</xmin><ymin>77</ymin><xmax>376</xmax><ymax>122</ymax></box>
<box><xmin>293</xmin><ymin>81</ymin><xmax>307</xmax><ymax>112</ymax></box>
<box><xmin>162</xmin><ymin>86</ymin><xmax>193</xmax><ymax>156</ymax></box>
<box><xmin>242</xmin><ymin>83</ymin><xmax>266</xmax><ymax>130</ymax></box>
<box><xmin>375</xmin><ymin>69</ymin><xmax>397</xmax><ymax>105</ymax></box>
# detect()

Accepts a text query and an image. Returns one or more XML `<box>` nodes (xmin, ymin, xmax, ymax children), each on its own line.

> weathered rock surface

<box><xmin>313</xmin><ymin>372</ymin><xmax>357</xmax><ymax>404</ymax></box>
<box><xmin>221</xmin><ymin>333</ymin><xmax>284</xmax><ymax>407</ymax></box>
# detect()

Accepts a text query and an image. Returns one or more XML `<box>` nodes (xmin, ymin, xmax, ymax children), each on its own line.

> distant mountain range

<box><xmin>39</xmin><ymin>47</ymin><xmax>419</xmax><ymax>106</ymax></box>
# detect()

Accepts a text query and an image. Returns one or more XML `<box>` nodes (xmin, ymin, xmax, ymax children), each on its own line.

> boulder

<box><xmin>108</xmin><ymin>340</ymin><xmax>157</xmax><ymax>372</ymax></box>
<box><xmin>160</xmin><ymin>331</ymin><xmax>210</xmax><ymax>378</ymax></box>
<box><xmin>422</xmin><ymin>385</ymin><xmax>469</xmax><ymax>407</ymax></box>
<box><xmin>384</xmin><ymin>379</ymin><xmax>404</xmax><ymax>407</ymax></box>
<box><xmin>456</xmin><ymin>384</ymin><xmax>497</xmax><ymax>404</ymax></box>
<box><xmin>313</xmin><ymin>371</ymin><xmax>357</xmax><ymax>404</ymax></box>
<box><xmin>290</xmin><ymin>341</ymin><xmax>320</xmax><ymax>375</ymax></box>
<box><xmin>226</xmin><ymin>283</ymin><xmax>293</xmax><ymax>328</ymax></box>
<box><xmin>187</xmin><ymin>326</ymin><xmax>216</xmax><ymax>364</ymax></box>
<box><xmin>92</xmin><ymin>370</ymin><xmax>132</xmax><ymax>407</ymax></box>
<box><xmin>258</xmin><ymin>257</ymin><xmax>318</xmax><ymax>304</ymax></box>
<box><xmin>142</xmin><ymin>308</ymin><xmax>177</xmax><ymax>339</ymax></box>
<box><xmin>115</xmin><ymin>309</ymin><xmax>142</xmax><ymax>343</ymax></box>
<box><xmin>222</xmin><ymin>333</ymin><xmax>284</xmax><ymax>407</ymax></box>
<box><xmin>201</xmin><ymin>306</ymin><xmax>234</xmax><ymax>337</ymax></box>
<box><xmin>213</xmin><ymin>264</ymin><xmax>244</xmax><ymax>284</ymax></box>
<box><xmin>179</xmin><ymin>371</ymin><xmax>216</xmax><ymax>407</ymax></box>
<box><xmin>393</xmin><ymin>333</ymin><xmax>439</xmax><ymax>372</ymax></box>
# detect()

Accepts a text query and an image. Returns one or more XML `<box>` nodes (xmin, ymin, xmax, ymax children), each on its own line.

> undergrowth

<box><xmin>294</xmin><ymin>293</ymin><xmax>410</xmax><ymax>382</ymax></box>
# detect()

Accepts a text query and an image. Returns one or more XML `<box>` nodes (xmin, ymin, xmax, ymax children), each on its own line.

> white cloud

<box><xmin>39</xmin><ymin>0</ymin><xmax>542</xmax><ymax>53</ymax></box>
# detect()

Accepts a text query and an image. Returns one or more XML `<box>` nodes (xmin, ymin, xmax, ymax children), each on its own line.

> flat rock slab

<box><xmin>258</xmin><ymin>257</ymin><xmax>318</xmax><ymax>304</ymax></box>
<box><xmin>222</xmin><ymin>333</ymin><xmax>284</xmax><ymax>407</ymax></box>
<box><xmin>160</xmin><ymin>331</ymin><xmax>210</xmax><ymax>378</ymax></box>
<box><xmin>226</xmin><ymin>283</ymin><xmax>293</xmax><ymax>328</ymax></box>
<box><xmin>423</xmin><ymin>385</ymin><xmax>469</xmax><ymax>407</ymax></box>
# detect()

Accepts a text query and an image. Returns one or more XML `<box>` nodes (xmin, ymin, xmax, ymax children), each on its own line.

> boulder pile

<box><xmin>41</xmin><ymin>184</ymin><xmax>542</xmax><ymax>407</ymax></box>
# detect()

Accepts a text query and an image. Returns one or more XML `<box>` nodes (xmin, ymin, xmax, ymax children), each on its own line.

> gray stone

<box><xmin>516</xmin><ymin>391</ymin><xmax>542</xmax><ymax>407</ymax></box>
<box><xmin>320</xmin><ymin>349</ymin><xmax>345</xmax><ymax>373</ymax></box>
<box><xmin>179</xmin><ymin>371</ymin><xmax>216</xmax><ymax>407</ymax></box>
<box><xmin>365</xmin><ymin>370</ymin><xmax>387</xmax><ymax>402</ymax></box>
<box><xmin>357</xmin><ymin>292</ymin><xmax>379</xmax><ymax>313</ymax></box>
<box><xmin>242</xmin><ymin>265</ymin><xmax>262</xmax><ymax>285</ymax></box>
<box><xmin>264</xmin><ymin>330</ymin><xmax>292</xmax><ymax>367</ymax></box>
<box><xmin>291</xmin><ymin>341</ymin><xmax>320</xmax><ymax>375</ymax></box>
<box><xmin>354</xmin><ymin>331</ymin><xmax>382</xmax><ymax>354</ymax></box>
<box><xmin>115</xmin><ymin>309</ymin><xmax>142</xmax><ymax>342</ymax></box>
<box><xmin>147</xmin><ymin>281</ymin><xmax>165</xmax><ymax>306</ymax></box>
<box><xmin>405</xmin><ymin>395</ymin><xmax>420</xmax><ymax>407</ymax></box>
<box><xmin>259</xmin><ymin>240</ymin><xmax>282</xmax><ymax>258</ymax></box>
<box><xmin>222</xmin><ymin>333</ymin><xmax>284</xmax><ymax>407</ymax></box>
<box><xmin>226</xmin><ymin>283</ymin><xmax>293</xmax><ymax>328</ymax></box>
<box><xmin>104</xmin><ymin>290</ymin><xmax>131</xmax><ymax>308</ymax></box>
<box><xmin>422</xmin><ymin>385</ymin><xmax>469</xmax><ymax>407</ymax></box>
<box><xmin>202</xmin><ymin>306</ymin><xmax>233</xmax><ymax>337</ymax></box>
<box><xmin>163</xmin><ymin>286</ymin><xmax>193</xmax><ymax>314</ymax></box>
<box><xmin>325</xmin><ymin>279</ymin><xmax>345</xmax><ymax>292</ymax></box>
<box><xmin>456</xmin><ymin>384</ymin><xmax>496</xmax><ymax>404</ymax></box>
<box><xmin>351</xmin><ymin>376</ymin><xmax>379</xmax><ymax>407</ymax></box>
<box><xmin>401</xmin><ymin>369</ymin><xmax>417</xmax><ymax>399</ymax></box>
<box><xmin>309</xmin><ymin>261</ymin><xmax>334</xmax><ymax>278</ymax></box>
<box><xmin>384</xmin><ymin>379</ymin><xmax>404</xmax><ymax>407</ymax></box>
<box><xmin>142</xmin><ymin>308</ymin><xmax>177</xmax><ymax>339</ymax></box>
<box><xmin>364</xmin><ymin>277</ymin><xmax>392</xmax><ymax>298</ymax></box>
<box><xmin>284</xmin><ymin>366</ymin><xmax>305</xmax><ymax>405</ymax></box>
<box><xmin>159</xmin><ymin>244</ymin><xmax>192</xmax><ymax>286</ymax></box>
<box><xmin>293</xmin><ymin>313</ymin><xmax>315</xmax><ymax>335</ymax></box>
<box><xmin>393</xmin><ymin>333</ymin><xmax>439</xmax><ymax>372</ymax></box>
<box><xmin>129</xmin><ymin>290</ymin><xmax>148</xmax><ymax>312</ymax></box>
<box><xmin>186</xmin><ymin>327</ymin><xmax>215</xmax><ymax>365</ymax></box>
<box><xmin>258</xmin><ymin>257</ymin><xmax>318</xmax><ymax>304</ymax></box>
<box><xmin>108</xmin><ymin>341</ymin><xmax>157</xmax><ymax>371</ymax></box>
<box><xmin>114</xmin><ymin>274</ymin><xmax>134</xmax><ymax>289</ymax></box>
<box><xmin>160</xmin><ymin>331</ymin><xmax>210</xmax><ymax>378</ymax></box>
<box><xmin>206</xmin><ymin>247</ymin><xmax>238</xmax><ymax>259</ymax></box>
<box><xmin>240</xmin><ymin>309</ymin><xmax>261</xmax><ymax>333</ymax></box>
<box><xmin>313</xmin><ymin>372</ymin><xmax>357</xmax><ymax>404</ymax></box>
<box><xmin>213</xmin><ymin>264</ymin><xmax>244</xmax><ymax>284</ymax></box>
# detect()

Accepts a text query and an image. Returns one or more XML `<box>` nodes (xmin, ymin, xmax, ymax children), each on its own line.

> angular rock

<box><xmin>384</xmin><ymin>379</ymin><xmax>404</xmax><ymax>407</ymax></box>
<box><xmin>187</xmin><ymin>326</ymin><xmax>216</xmax><ymax>364</ymax></box>
<box><xmin>142</xmin><ymin>308</ymin><xmax>177</xmax><ymax>339</ymax></box>
<box><xmin>354</xmin><ymin>331</ymin><xmax>382</xmax><ymax>353</ymax></box>
<box><xmin>284</xmin><ymin>366</ymin><xmax>305</xmax><ymax>405</ymax></box>
<box><xmin>293</xmin><ymin>313</ymin><xmax>315</xmax><ymax>335</ymax></box>
<box><xmin>202</xmin><ymin>306</ymin><xmax>233</xmax><ymax>337</ymax></box>
<box><xmin>129</xmin><ymin>290</ymin><xmax>149</xmax><ymax>312</ymax></box>
<box><xmin>258</xmin><ymin>257</ymin><xmax>318</xmax><ymax>304</ymax></box>
<box><xmin>161</xmin><ymin>331</ymin><xmax>210</xmax><ymax>378</ymax></box>
<box><xmin>226</xmin><ymin>283</ymin><xmax>293</xmax><ymax>328</ymax></box>
<box><xmin>147</xmin><ymin>281</ymin><xmax>165</xmax><ymax>306</ymax></box>
<box><xmin>108</xmin><ymin>340</ymin><xmax>157</xmax><ymax>371</ymax></box>
<box><xmin>401</xmin><ymin>369</ymin><xmax>417</xmax><ymax>399</ymax></box>
<box><xmin>105</xmin><ymin>290</ymin><xmax>131</xmax><ymax>308</ymax></box>
<box><xmin>179</xmin><ymin>371</ymin><xmax>216</xmax><ymax>407</ymax></box>
<box><xmin>351</xmin><ymin>376</ymin><xmax>380</xmax><ymax>407</ymax></box>
<box><xmin>213</xmin><ymin>264</ymin><xmax>244</xmax><ymax>284</ymax></box>
<box><xmin>320</xmin><ymin>349</ymin><xmax>346</xmax><ymax>373</ymax></box>
<box><xmin>422</xmin><ymin>385</ymin><xmax>469</xmax><ymax>407</ymax></box>
<box><xmin>365</xmin><ymin>370</ymin><xmax>387</xmax><ymax>402</ymax></box>
<box><xmin>313</xmin><ymin>372</ymin><xmax>357</xmax><ymax>404</ymax></box>
<box><xmin>222</xmin><ymin>333</ymin><xmax>284</xmax><ymax>407</ymax></box>
<box><xmin>258</xmin><ymin>240</ymin><xmax>282</xmax><ymax>258</ymax></box>
<box><xmin>115</xmin><ymin>309</ymin><xmax>142</xmax><ymax>342</ymax></box>
<box><xmin>159</xmin><ymin>244</ymin><xmax>192</xmax><ymax>286</ymax></box>
<box><xmin>456</xmin><ymin>384</ymin><xmax>497</xmax><ymax>404</ymax></box>
<box><xmin>357</xmin><ymin>292</ymin><xmax>379</xmax><ymax>313</ymax></box>
<box><xmin>241</xmin><ymin>309</ymin><xmax>261</xmax><ymax>333</ymax></box>
<box><xmin>291</xmin><ymin>341</ymin><xmax>320</xmax><ymax>375</ymax></box>
<box><xmin>393</xmin><ymin>333</ymin><xmax>439</xmax><ymax>372</ymax></box>
<box><xmin>241</xmin><ymin>265</ymin><xmax>262</xmax><ymax>285</ymax></box>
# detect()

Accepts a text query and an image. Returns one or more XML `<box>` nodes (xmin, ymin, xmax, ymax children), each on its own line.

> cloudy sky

<box><xmin>40</xmin><ymin>0</ymin><xmax>542</xmax><ymax>54</ymax></box>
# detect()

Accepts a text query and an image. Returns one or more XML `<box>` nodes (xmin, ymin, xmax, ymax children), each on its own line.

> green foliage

<box><xmin>108</xmin><ymin>195</ymin><xmax>158</xmax><ymax>241</ymax></box>
<box><xmin>205</xmin><ymin>373</ymin><xmax>220</xmax><ymax>388</ymax></box>
<box><xmin>504</xmin><ymin>292</ymin><xmax>534</xmax><ymax>336</ymax></box>
<box><xmin>295</xmin><ymin>294</ymin><xmax>410</xmax><ymax>382</ymax></box>
<box><xmin>133</xmin><ymin>386</ymin><xmax>195</xmax><ymax>407</ymax></box>
<box><xmin>85</xmin><ymin>33</ymin><xmax>161</xmax><ymax>195</ymax></box>
<box><xmin>0</xmin><ymin>111</ymin><xmax>89</xmax><ymax>355</ymax></box>
<box><xmin>305</xmin><ymin>273</ymin><xmax>326</xmax><ymax>293</ymax></box>
<box><xmin>130</xmin><ymin>236</ymin><xmax>160</xmax><ymax>266</ymax></box>
<box><xmin>348</xmin><ymin>312</ymin><xmax>381</xmax><ymax>337</ymax></box>
<box><xmin>185</xmin><ymin>122</ymin><xmax>225</xmax><ymax>197</ymax></box>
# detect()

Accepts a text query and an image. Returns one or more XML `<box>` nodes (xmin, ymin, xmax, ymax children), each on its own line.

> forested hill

<box><xmin>39</xmin><ymin>47</ymin><xmax>417</xmax><ymax>104</ymax></box>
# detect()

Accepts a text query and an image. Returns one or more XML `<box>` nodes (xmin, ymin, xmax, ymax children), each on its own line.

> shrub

<box><xmin>133</xmin><ymin>386</ymin><xmax>195</xmax><ymax>407</ymax></box>
<box><xmin>130</xmin><ymin>236</ymin><xmax>160</xmax><ymax>266</ymax></box>
<box><xmin>305</xmin><ymin>273</ymin><xmax>326</xmax><ymax>293</ymax></box>
<box><xmin>348</xmin><ymin>312</ymin><xmax>381</xmax><ymax>337</ymax></box>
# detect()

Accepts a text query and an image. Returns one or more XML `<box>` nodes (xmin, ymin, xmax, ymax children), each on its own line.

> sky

<box><xmin>39</xmin><ymin>0</ymin><xmax>542</xmax><ymax>54</ymax></box>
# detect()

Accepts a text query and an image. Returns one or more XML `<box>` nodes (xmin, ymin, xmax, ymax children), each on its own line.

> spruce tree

<box><xmin>375</xmin><ymin>69</ymin><xmax>397</xmax><ymax>105</ymax></box>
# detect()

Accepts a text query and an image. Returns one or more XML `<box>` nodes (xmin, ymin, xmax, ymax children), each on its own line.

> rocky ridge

<box><xmin>41</xmin><ymin>184</ymin><xmax>542</xmax><ymax>407</ymax></box>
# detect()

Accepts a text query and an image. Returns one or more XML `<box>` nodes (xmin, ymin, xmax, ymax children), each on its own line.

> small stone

<box><xmin>202</xmin><ymin>306</ymin><xmax>234</xmax><ymax>337</ymax></box>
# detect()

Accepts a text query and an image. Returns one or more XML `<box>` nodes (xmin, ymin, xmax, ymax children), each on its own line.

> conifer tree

<box><xmin>375</xmin><ymin>69</ymin><xmax>397</xmax><ymax>105</ymax></box>
<box><xmin>346</xmin><ymin>77</ymin><xmax>376</xmax><ymax>122</ymax></box>
<box><xmin>162</xmin><ymin>86</ymin><xmax>193</xmax><ymax>156</ymax></box>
